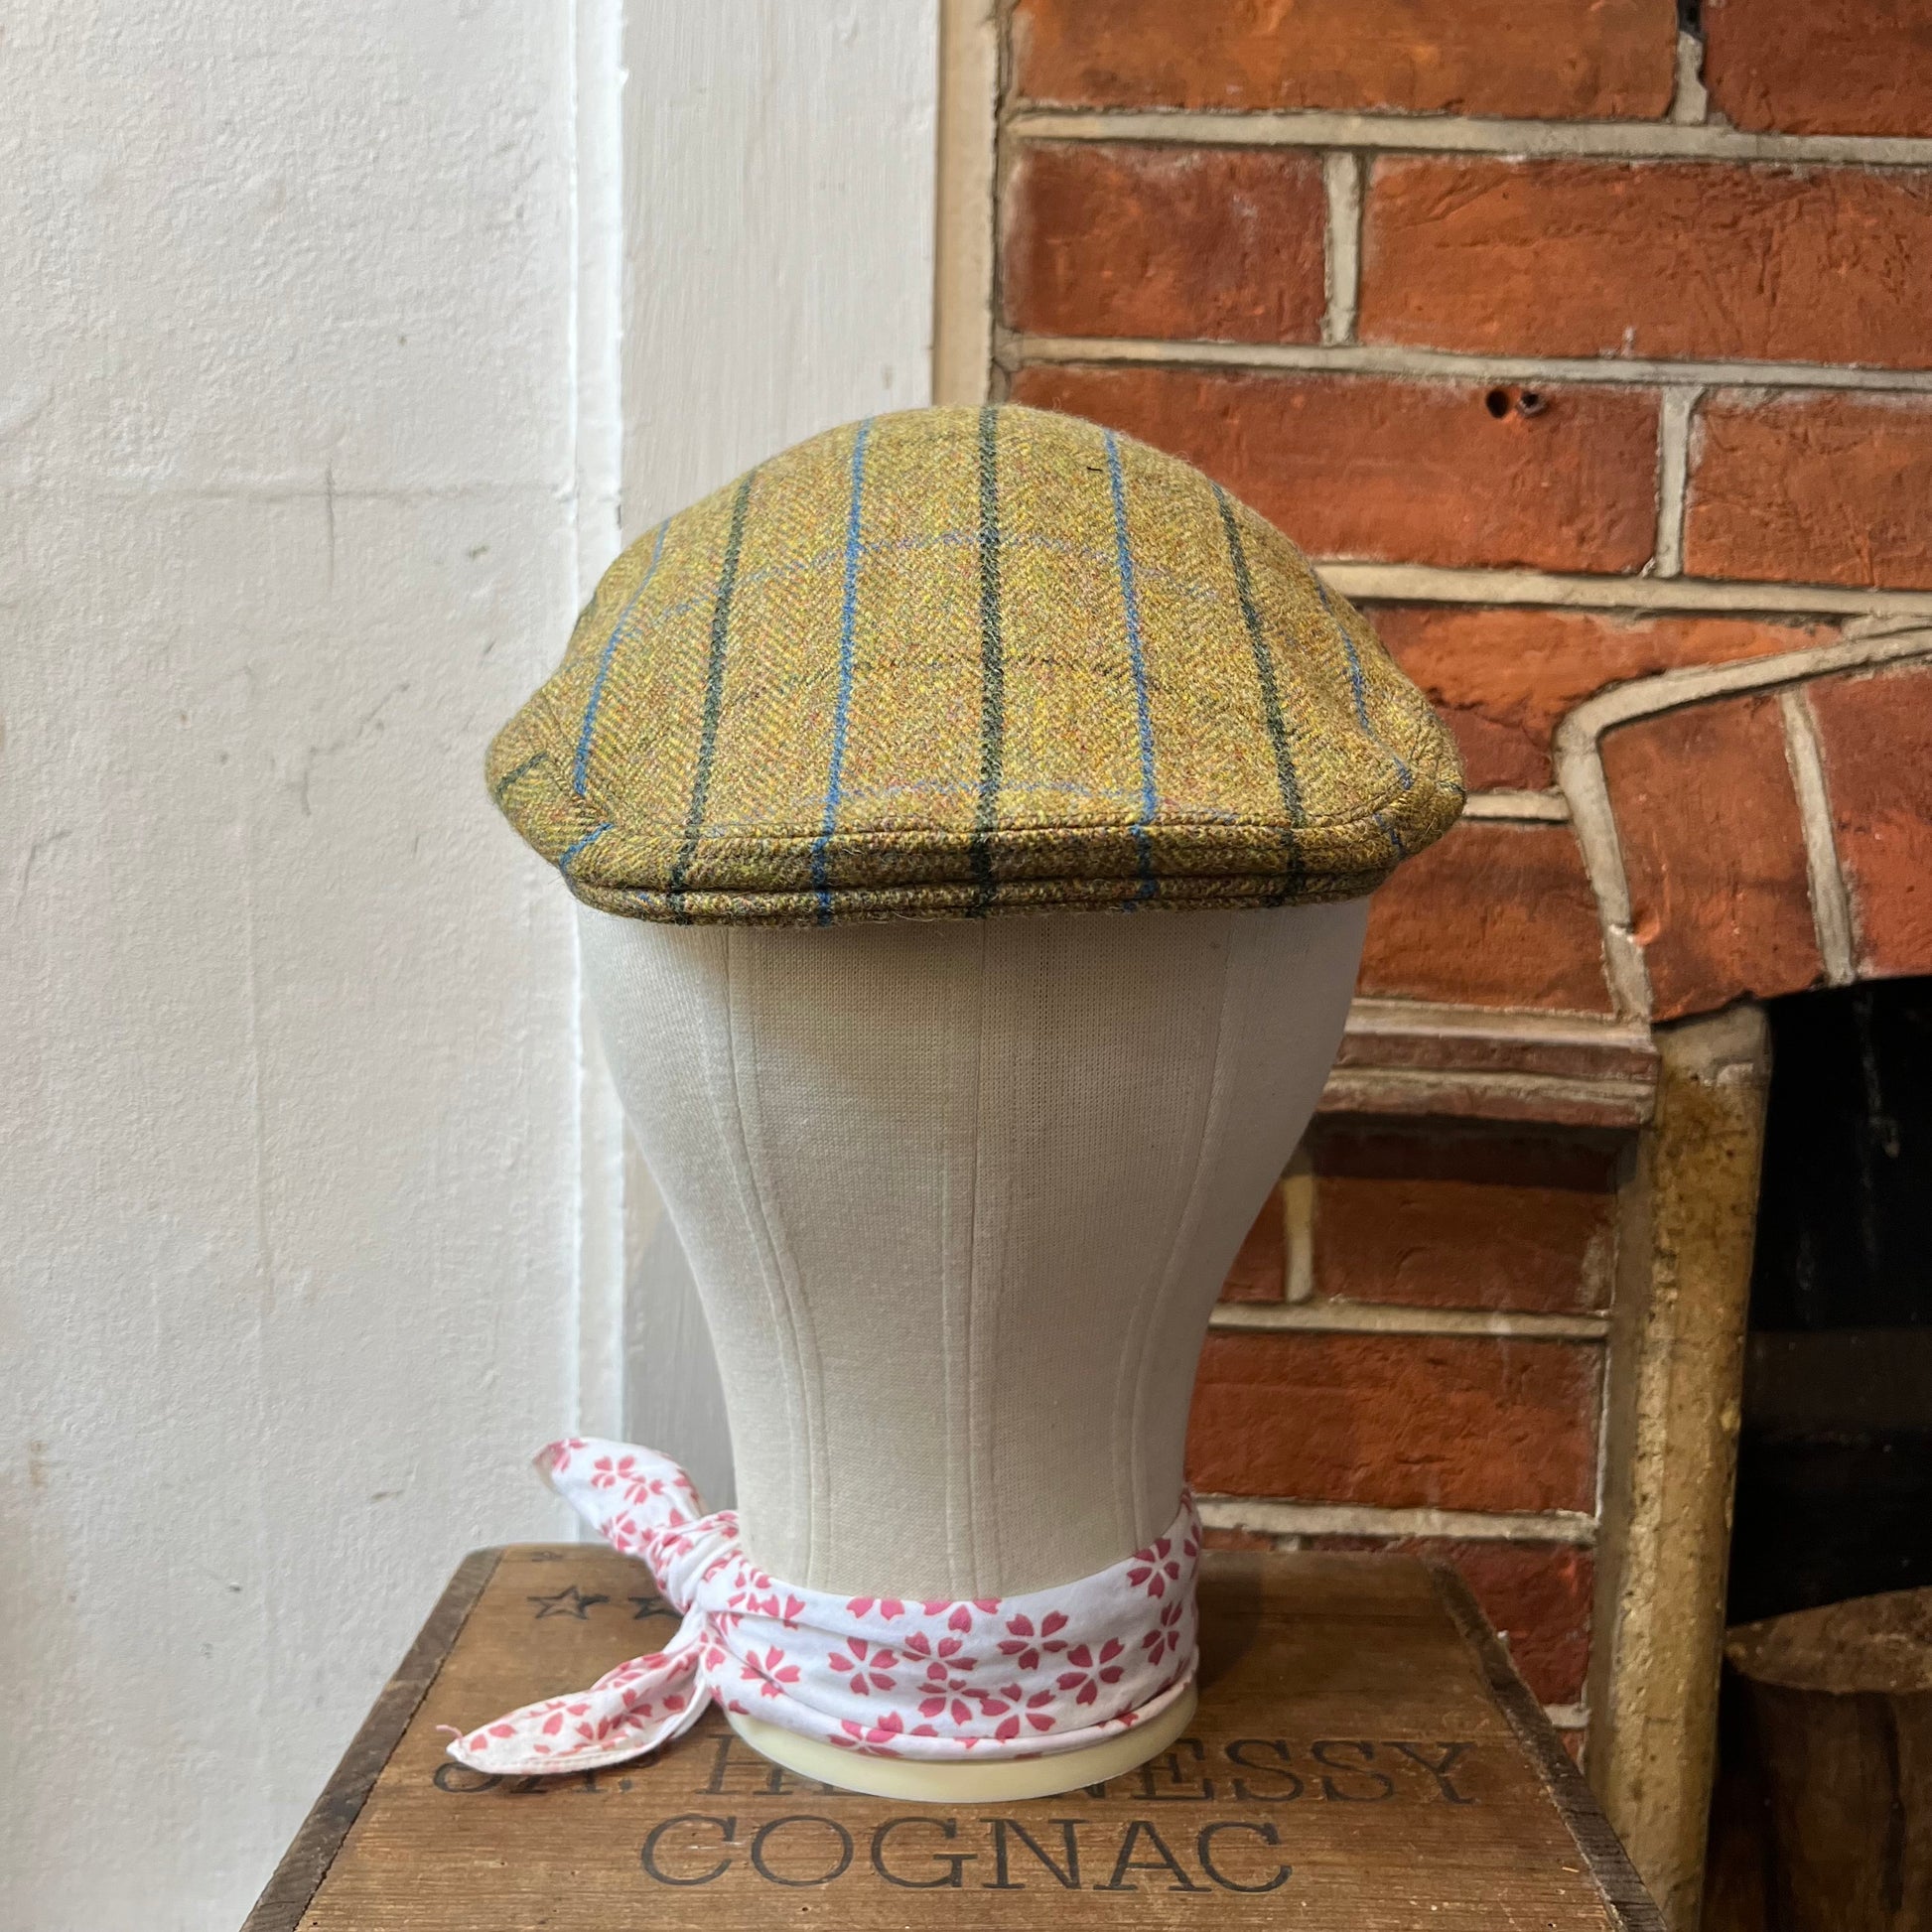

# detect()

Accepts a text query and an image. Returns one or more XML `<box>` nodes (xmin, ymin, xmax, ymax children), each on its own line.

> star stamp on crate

<box><xmin>242</xmin><ymin>1546</ymin><xmax>1662</xmax><ymax>1930</ymax></box>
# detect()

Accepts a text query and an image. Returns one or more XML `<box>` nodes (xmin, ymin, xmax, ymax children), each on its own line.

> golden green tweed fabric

<box><xmin>487</xmin><ymin>404</ymin><xmax>1463</xmax><ymax>925</ymax></box>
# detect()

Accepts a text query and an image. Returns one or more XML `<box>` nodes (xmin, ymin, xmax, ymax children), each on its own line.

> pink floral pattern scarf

<box><xmin>446</xmin><ymin>1438</ymin><xmax>1200</xmax><ymax>1775</ymax></box>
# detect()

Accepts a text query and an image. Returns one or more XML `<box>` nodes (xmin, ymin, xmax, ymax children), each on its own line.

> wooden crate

<box><xmin>245</xmin><ymin>1545</ymin><xmax>1660</xmax><ymax>1929</ymax></box>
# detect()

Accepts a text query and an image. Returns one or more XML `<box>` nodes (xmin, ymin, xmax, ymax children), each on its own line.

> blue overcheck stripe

<box><xmin>810</xmin><ymin>417</ymin><xmax>873</xmax><ymax>920</ymax></box>
<box><xmin>1104</xmin><ymin>431</ymin><xmax>1160</xmax><ymax>900</ymax></box>
<box><xmin>572</xmin><ymin>520</ymin><xmax>668</xmax><ymax>797</ymax></box>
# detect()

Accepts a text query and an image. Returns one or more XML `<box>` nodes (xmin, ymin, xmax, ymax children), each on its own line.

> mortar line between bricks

<box><xmin>1196</xmin><ymin>1496</ymin><xmax>1600</xmax><ymax>1547</ymax></box>
<box><xmin>1777</xmin><ymin>687</ymin><xmax>1860</xmax><ymax>986</ymax></box>
<box><xmin>1558</xmin><ymin>710</ymin><xmax>1650</xmax><ymax>1022</ymax></box>
<box><xmin>1653</xmin><ymin>388</ymin><xmax>1700</xmax><ymax>577</ymax></box>
<box><xmin>1316</xmin><ymin>563</ymin><xmax>1932</xmax><ymax>620</ymax></box>
<box><xmin>1461</xmin><ymin>788</ymin><xmax>1573</xmax><ymax>823</ymax></box>
<box><xmin>1342</xmin><ymin>996</ymin><xmax>1656</xmax><ymax>1053</ymax></box>
<box><xmin>1559</xmin><ymin>623</ymin><xmax>1932</xmax><ymax>738</ymax></box>
<box><xmin>1009</xmin><ymin>333</ymin><xmax>1932</xmax><ymax>393</ymax></box>
<box><xmin>1282</xmin><ymin>1143</ymin><xmax>1315</xmax><ymax>1304</ymax></box>
<box><xmin>1320</xmin><ymin>152</ymin><xmax>1362</xmax><ymax>345</ymax></box>
<box><xmin>1006</xmin><ymin>107</ymin><xmax>1932</xmax><ymax>169</ymax></box>
<box><xmin>1210</xmin><ymin>1302</ymin><xmax>1610</xmax><ymax>1341</ymax></box>
<box><xmin>1667</xmin><ymin>29</ymin><xmax>1710</xmax><ymax>128</ymax></box>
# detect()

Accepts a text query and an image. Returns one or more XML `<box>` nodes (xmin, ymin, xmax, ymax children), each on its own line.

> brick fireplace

<box><xmin>933</xmin><ymin>3</ymin><xmax>1932</xmax><ymax>1922</ymax></box>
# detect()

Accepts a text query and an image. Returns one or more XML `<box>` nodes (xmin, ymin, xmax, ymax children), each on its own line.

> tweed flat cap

<box><xmin>488</xmin><ymin>404</ymin><xmax>1462</xmax><ymax>924</ymax></box>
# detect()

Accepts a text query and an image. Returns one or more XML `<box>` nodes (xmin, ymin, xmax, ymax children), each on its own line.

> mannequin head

<box><xmin>581</xmin><ymin>897</ymin><xmax>1365</xmax><ymax>1601</ymax></box>
<box><xmin>483</xmin><ymin>405</ymin><xmax>1464</xmax><ymax>1799</ymax></box>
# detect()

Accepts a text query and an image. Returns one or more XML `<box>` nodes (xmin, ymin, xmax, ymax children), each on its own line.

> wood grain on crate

<box><xmin>246</xmin><ymin>1545</ymin><xmax>1661</xmax><ymax>1930</ymax></box>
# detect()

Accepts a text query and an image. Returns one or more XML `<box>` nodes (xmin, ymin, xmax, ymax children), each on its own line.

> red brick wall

<box><xmin>991</xmin><ymin>0</ymin><xmax>1932</xmax><ymax>1755</ymax></box>
<box><xmin>1200</xmin><ymin>1125</ymin><xmax>1618</xmax><ymax>1725</ymax></box>
<box><xmin>1001</xmin><ymin>0</ymin><xmax>1932</xmax><ymax>1028</ymax></box>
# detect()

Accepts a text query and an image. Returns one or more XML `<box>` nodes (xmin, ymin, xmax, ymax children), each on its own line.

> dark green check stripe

<box><xmin>1215</xmin><ymin>483</ymin><xmax>1305</xmax><ymax>899</ymax></box>
<box><xmin>491</xmin><ymin>750</ymin><xmax>548</xmax><ymax>806</ymax></box>
<box><xmin>970</xmin><ymin>405</ymin><xmax>1005</xmax><ymax>912</ymax></box>
<box><xmin>667</xmin><ymin>471</ymin><xmax>757</xmax><ymax>921</ymax></box>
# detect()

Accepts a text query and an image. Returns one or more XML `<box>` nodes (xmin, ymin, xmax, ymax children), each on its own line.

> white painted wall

<box><xmin>0</xmin><ymin>4</ymin><xmax>937</xmax><ymax>1925</ymax></box>
<box><xmin>1</xmin><ymin>2</ymin><xmax>601</xmax><ymax>1918</ymax></box>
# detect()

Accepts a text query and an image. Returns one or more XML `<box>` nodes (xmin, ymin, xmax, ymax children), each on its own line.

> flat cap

<box><xmin>487</xmin><ymin>404</ymin><xmax>1462</xmax><ymax>924</ymax></box>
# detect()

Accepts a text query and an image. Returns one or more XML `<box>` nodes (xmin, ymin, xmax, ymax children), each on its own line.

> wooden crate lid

<box><xmin>247</xmin><ymin>1545</ymin><xmax>1659</xmax><ymax>1930</ymax></box>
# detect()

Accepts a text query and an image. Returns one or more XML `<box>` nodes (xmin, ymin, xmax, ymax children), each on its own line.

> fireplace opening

<box><xmin>1702</xmin><ymin>975</ymin><xmax>1932</xmax><ymax>1932</ymax></box>
<box><xmin>1728</xmin><ymin>974</ymin><xmax>1932</xmax><ymax>1626</ymax></box>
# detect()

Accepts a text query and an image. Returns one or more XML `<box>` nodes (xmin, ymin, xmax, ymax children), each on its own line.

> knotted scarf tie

<box><xmin>446</xmin><ymin>1438</ymin><xmax>1200</xmax><ymax>1775</ymax></box>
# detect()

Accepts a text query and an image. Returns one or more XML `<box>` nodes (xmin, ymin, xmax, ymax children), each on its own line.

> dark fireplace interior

<box><xmin>1728</xmin><ymin>975</ymin><xmax>1932</xmax><ymax>1625</ymax></box>
<box><xmin>1704</xmin><ymin>975</ymin><xmax>1932</xmax><ymax>1932</ymax></box>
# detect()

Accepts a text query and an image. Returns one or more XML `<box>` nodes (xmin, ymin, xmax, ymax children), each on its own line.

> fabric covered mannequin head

<box><xmin>577</xmin><ymin>897</ymin><xmax>1367</xmax><ymax>1600</ymax></box>
<box><xmin>457</xmin><ymin>405</ymin><xmax>1462</xmax><ymax>1798</ymax></box>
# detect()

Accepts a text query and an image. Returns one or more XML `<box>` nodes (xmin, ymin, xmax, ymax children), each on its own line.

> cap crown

<box><xmin>488</xmin><ymin>404</ymin><xmax>1462</xmax><ymax>924</ymax></box>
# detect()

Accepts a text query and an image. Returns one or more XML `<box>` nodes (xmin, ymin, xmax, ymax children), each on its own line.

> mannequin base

<box><xmin>724</xmin><ymin>1683</ymin><xmax>1198</xmax><ymax>1803</ymax></box>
